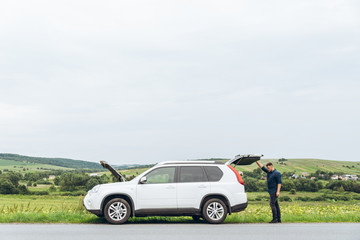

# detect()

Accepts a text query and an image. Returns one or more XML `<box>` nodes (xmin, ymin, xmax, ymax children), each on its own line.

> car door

<box><xmin>136</xmin><ymin>166</ymin><xmax>177</xmax><ymax>210</ymax></box>
<box><xmin>177</xmin><ymin>166</ymin><xmax>210</xmax><ymax>209</ymax></box>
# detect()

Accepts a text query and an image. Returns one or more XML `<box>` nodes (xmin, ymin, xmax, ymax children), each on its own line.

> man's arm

<box><xmin>276</xmin><ymin>184</ymin><xmax>281</xmax><ymax>197</ymax></box>
<box><xmin>276</xmin><ymin>172</ymin><xmax>282</xmax><ymax>197</ymax></box>
<box><xmin>256</xmin><ymin>161</ymin><xmax>268</xmax><ymax>173</ymax></box>
<box><xmin>256</xmin><ymin>161</ymin><xmax>263</xmax><ymax>168</ymax></box>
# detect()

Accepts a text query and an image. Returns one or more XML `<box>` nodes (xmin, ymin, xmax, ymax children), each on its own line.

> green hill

<box><xmin>115</xmin><ymin>158</ymin><xmax>360</xmax><ymax>177</ymax></box>
<box><xmin>1</xmin><ymin>154</ymin><xmax>359</xmax><ymax>176</ymax></box>
<box><xmin>234</xmin><ymin>158</ymin><xmax>360</xmax><ymax>175</ymax></box>
<box><xmin>0</xmin><ymin>153</ymin><xmax>103</xmax><ymax>170</ymax></box>
<box><xmin>0</xmin><ymin>159</ymin><xmax>72</xmax><ymax>172</ymax></box>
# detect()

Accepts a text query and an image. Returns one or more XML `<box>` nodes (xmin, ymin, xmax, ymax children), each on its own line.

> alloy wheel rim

<box><xmin>108</xmin><ymin>202</ymin><xmax>127</xmax><ymax>221</ymax></box>
<box><xmin>206</xmin><ymin>202</ymin><xmax>224</xmax><ymax>221</ymax></box>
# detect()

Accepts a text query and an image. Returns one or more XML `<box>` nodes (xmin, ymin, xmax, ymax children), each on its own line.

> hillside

<box><xmin>234</xmin><ymin>158</ymin><xmax>360</xmax><ymax>175</ymax></box>
<box><xmin>1</xmin><ymin>154</ymin><xmax>359</xmax><ymax>175</ymax></box>
<box><xmin>0</xmin><ymin>159</ymin><xmax>74</xmax><ymax>172</ymax></box>
<box><xmin>0</xmin><ymin>153</ymin><xmax>103</xmax><ymax>170</ymax></box>
<box><xmin>112</xmin><ymin>158</ymin><xmax>360</xmax><ymax>177</ymax></box>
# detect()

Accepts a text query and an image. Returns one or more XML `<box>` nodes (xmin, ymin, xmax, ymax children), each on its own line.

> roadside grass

<box><xmin>1</xmin><ymin>194</ymin><xmax>359</xmax><ymax>223</ymax></box>
<box><xmin>225</xmin><ymin>202</ymin><xmax>360</xmax><ymax>223</ymax></box>
<box><xmin>247</xmin><ymin>190</ymin><xmax>360</xmax><ymax>201</ymax></box>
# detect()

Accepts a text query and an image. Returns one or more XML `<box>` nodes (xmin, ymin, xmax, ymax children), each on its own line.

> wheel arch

<box><xmin>101</xmin><ymin>193</ymin><xmax>135</xmax><ymax>217</ymax></box>
<box><xmin>200</xmin><ymin>194</ymin><xmax>232</xmax><ymax>215</ymax></box>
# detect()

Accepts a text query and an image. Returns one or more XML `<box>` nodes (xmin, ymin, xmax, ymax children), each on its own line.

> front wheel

<box><xmin>104</xmin><ymin>198</ymin><xmax>131</xmax><ymax>224</ymax></box>
<box><xmin>202</xmin><ymin>198</ymin><xmax>228</xmax><ymax>224</ymax></box>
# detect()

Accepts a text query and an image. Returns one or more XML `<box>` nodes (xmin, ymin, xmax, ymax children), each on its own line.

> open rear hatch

<box><xmin>225</xmin><ymin>154</ymin><xmax>263</xmax><ymax>166</ymax></box>
<box><xmin>100</xmin><ymin>161</ymin><xmax>126</xmax><ymax>182</ymax></box>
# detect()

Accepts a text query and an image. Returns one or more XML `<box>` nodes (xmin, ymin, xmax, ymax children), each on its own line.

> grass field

<box><xmin>0</xmin><ymin>192</ymin><xmax>359</xmax><ymax>223</ymax></box>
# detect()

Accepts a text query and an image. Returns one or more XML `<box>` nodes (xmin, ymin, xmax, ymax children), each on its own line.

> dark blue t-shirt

<box><xmin>261</xmin><ymin>166</ymin><xmax>282</xmax><ymax>194</ymax></box>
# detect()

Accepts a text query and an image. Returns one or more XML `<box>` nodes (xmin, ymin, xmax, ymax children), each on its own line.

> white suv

<box><xmin>83</xmin><ymin>154</ymin><xmax>262</xmax><ymax>224</ymax></box>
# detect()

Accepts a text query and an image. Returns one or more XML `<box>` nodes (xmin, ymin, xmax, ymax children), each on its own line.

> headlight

<box><xmin>90</xmin><ymin>185</ymin><xmax>101</xmax><ymax>193</ymax></box>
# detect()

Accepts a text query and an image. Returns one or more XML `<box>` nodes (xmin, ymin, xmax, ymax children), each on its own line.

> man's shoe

<box><xmin>277</xmin><ymin>219</ymin><xmax>281</xmax><ymax>223</ymax></box>
<box><xmin>269</xmin><ymin>219</ymin><xmax>278</xmax><ymax>223</ymax></box>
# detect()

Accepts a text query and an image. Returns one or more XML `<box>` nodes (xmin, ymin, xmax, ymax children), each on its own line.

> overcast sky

<box><xmin>1</xmin><ymin>0</ymin><xmax>359</xmax><ymax>164</ymax></box>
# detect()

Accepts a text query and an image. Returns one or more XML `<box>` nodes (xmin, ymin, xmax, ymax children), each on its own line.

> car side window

<box><xmin>204</xmin><ymin>166</ymin><xmax>223</xmax><ymax>181</ymax></box>
<box><xmin>145</xmin><ymin>167</ymin><xmax>176</xmax><ymax>184</ymax></box>
<box><xmin>179</xmin><ymin>166</ymin><xmax>207</xmax><ymax>183</ymax></box>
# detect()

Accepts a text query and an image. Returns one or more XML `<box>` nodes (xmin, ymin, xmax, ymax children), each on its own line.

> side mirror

<box><xmin>140</xmin><ymin>176</ymin><xmax>147</xmax><ymax>184</ymax></box>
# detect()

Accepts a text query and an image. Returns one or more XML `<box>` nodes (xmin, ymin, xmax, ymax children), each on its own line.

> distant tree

<box><xmin>0</xmin><ymin>180</ymin><xmax>18</xmax><ymax>194</ymax></box>
<box><xmin>326</xmin><ymin>181</ymin><xmax>360</xmax><ymax>193</ymax></box>
<box><xmin>86</xmin><ymin>178</ymin><xmax>100</xmax><ymax>191</ymax></box>
<box><xmin>281</xmin><ymin>179</ymin><xmax>295</xmax><ymax>191</ymax></box>
<box><xmin>243</xmin><ymin>179</ymin><xmax>259</xmax><ymax>192</ymax></box>
<box><xmin>58</xmin><ymin>172</ymin><xmax>90</xmax><ymax>191</ymax></box>
<box><xmin>54</xmin><ymin>176</ymin><xmax>60</xmax><ymax>186</ymax></box>
<box><xmin>18</xmin><ymin>185</ymin><xmax>29</xmax><ymax>194</ymax></box>
<box><xmin>1</xmin><ymin>172</ymin><xmax>21</xmax><ymax>187</ymax></box>
<box><xmin>49</xmin><ymin>185</ymin><xmax>56</xmax><ymax>192</ymax></box>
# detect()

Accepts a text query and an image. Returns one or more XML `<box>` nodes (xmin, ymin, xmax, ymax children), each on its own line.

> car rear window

<box><xmin>179</xmin><ymin>166</ymin><xmax>207</xmax><ymax>182</ymax></box>
<box><xmin>204</xmin><ymin>166</ymin><xmax>223</xmax><ymax>182</ymax></box>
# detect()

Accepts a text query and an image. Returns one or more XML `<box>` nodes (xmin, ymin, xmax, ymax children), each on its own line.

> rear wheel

<box><xmin>202</xmin><ymin>198</ymin><xmax>227</xmax><ymax>224</ymax></box>
<box><xmin>104</xmin><ymin>198</ymin><xmax>131</xmax><ymax>224</ymax></box>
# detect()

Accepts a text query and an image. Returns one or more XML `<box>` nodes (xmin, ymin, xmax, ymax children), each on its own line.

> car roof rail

<box><xmin>157</xmin><ymin>161</ymin><xmax>224</xmax><ymax>165</ymax></box>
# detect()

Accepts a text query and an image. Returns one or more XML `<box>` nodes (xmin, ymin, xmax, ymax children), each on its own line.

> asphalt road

<box><xmin>1</xmin><ymin>223</ymin><xmax>359</xmax><ymax>240</ymax></box>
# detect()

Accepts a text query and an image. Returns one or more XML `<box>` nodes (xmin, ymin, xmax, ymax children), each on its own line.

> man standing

<box><xmin>256</xmin><ymin>161</ymin><xmax>282</xmax><ymax>223</ymax></box>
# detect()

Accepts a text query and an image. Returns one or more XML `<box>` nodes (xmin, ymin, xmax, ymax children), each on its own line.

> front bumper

<box><xmin>83</xmin><ymin>192</ymin><xmax>102</xmax><ymax>211</ymax></box>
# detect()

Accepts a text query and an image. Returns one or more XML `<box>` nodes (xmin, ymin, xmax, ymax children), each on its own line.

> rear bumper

<box><xmin>88</xmin><ymin>209</ymin><xmax>103</xmax><ymax>216</ymax></box>
<box><xmin>231</xmin><ymin>202</ymin><xmax>248</xmax><ymax>213</ymax></box>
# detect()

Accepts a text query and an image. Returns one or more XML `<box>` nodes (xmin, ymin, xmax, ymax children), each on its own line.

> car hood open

<box><xmin>100</xmin><ymin>161</ymin><xmax>126</xmax><ymax>182</ymax></box>
<box><xmin>225</xmin><ymin>154</ymin><xmax>263</xmax><ymax>166</ymax></box>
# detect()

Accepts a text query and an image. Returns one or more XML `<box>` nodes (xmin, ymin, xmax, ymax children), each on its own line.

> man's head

<box><xmin>266</xmin><ymin>162</ymin><xmax>274</xmax><ymax>172</ymax></box>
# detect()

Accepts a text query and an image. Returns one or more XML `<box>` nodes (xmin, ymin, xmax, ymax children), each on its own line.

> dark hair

<box><xmin>266</xmin><ymin>162</ymin><xmax>273</xmax><ymax>167</ymax></box>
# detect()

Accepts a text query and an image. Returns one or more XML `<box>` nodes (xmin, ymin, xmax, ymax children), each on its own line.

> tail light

<box><xmin>227</xmin><ymin>165</ymin><xmax>244</xmax><ymax>185</ymax></box>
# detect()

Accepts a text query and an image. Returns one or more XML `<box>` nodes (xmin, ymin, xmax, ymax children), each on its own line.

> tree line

<box><xmin>242</xmin><ymin>169</ymin><xmax>360</xmax><ymax>193</ymax></box>
<box><xmin>1</xmin><ymin>168</ymin><xmax>359</xmax><ymax>195</ymax></box>
<box><xmin>0</xmin><ymin>170</ymin><xmax>134</xmax><ymax>195</ymax></box>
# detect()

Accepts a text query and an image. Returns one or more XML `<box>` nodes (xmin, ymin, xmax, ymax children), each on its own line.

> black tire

<box><xmin>202</xmin><ymin>198</ymin><xmax>228</xmax><ymax>224</ymax></box>
<box><xmin>104</xmin><ymin>198</ymin><xmax>131</xmax><ymax>224</ymax></box>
